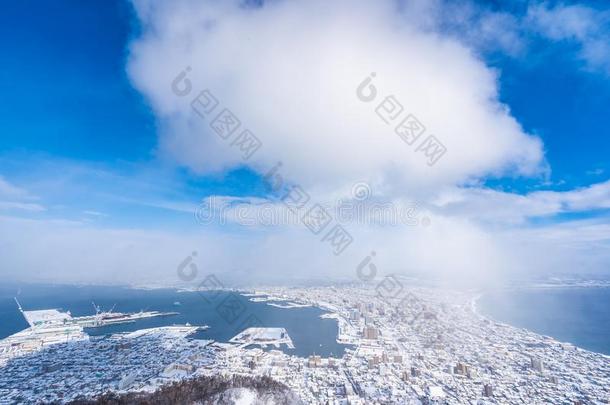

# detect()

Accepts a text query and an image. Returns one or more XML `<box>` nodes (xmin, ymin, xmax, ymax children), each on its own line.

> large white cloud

<box><xmin>128</xmin><ymin>0</ymin><xmax>545</xmax><ymax>195</ymax></box>
<box><xmin>4</xmin><ymin>1</ymin><xmax>610</xmax><ymax>288</ymax></box>
<box><xmin>117</xmin><ymin>0</ymin><xmax>610</xmax><ymax>286</ymax></box>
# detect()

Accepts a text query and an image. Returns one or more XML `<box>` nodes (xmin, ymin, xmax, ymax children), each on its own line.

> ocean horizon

<box><xmin>477</xmin><ymin>286</ymin><xmax>610</xmax><ymax>356</ymax></box>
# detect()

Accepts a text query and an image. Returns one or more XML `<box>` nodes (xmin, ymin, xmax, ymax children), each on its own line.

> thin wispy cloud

<box><xmin>527</xmin><ymin>2</ymin><xmax>610</xmax><ymax>74</ymax></box>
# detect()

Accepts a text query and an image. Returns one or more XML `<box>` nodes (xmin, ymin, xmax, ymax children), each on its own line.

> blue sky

<box><xmin>0</xmin><ymin>1</ymin><xmax>153</xmax><ymax>161</ymax></box>
<box><xmin>0</xmin><ymin>0</ymin><xmax>268</xmax><ymax>230</ymax></box>
<box><xmin>492</xmin><ymin>37</ymin><xmax>610</xmax><ymax>190</ymax></box>
<box><xmin>1</xmin><ymin>0</ymin><xmax>609</xmax><ymax>284</ymax></box>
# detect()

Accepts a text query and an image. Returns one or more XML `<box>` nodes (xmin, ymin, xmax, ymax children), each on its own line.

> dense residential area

<box><xmin>0</xmin><ymin>285</ymin><xmax>607</xmax><ymax>404</ymax></box>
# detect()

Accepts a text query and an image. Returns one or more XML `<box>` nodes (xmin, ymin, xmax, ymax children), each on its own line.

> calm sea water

<box><xmin>0</xmin><ymin>284</ymin><xmax>349</xmax><ymax>358</ymax></box>
<box><xmin>478</xmin><ymin>287</ymin><xmax>610</xmax><ymax>355</ymax></box>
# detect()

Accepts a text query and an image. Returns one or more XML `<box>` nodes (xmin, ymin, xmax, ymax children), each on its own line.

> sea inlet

<box><xmin>0</xmin><ymin>283</ymin><xmax>349</xmax><ymax>358</ymax></box>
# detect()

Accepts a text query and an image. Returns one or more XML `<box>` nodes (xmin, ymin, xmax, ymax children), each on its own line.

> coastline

<box><xmin>3</xmin><ymin>283</ymin><xmax>609</xmax><ymax>403</ymax></box>
<box><xmin>471</xmin><ymin>286</ymin><xmax>610</xmax><ymax>358</ymax></box>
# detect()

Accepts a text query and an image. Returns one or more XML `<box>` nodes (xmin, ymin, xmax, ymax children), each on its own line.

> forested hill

<box><xmin>67</xmin><ymin>375</ymin><xmax>302</xmax><ymax>405</ymax></box>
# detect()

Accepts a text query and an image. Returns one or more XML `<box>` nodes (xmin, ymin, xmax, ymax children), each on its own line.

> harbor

<box><xmin>0</xmin><ymin>299</ymin><xmax>179</xmax><ymax>366</ymax></box>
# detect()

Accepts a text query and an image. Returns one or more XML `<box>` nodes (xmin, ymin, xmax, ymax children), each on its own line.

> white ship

<box><xmin>72</xmin><ymin>302</ymin><xmax>179</xmax><ymax>327</ymax></box>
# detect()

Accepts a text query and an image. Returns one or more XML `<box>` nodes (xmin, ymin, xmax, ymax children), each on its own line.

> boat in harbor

<box><xmin>72</xmin><ymin>302</ymin><xmax>179</xmax><ymax>327</ymax></box>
